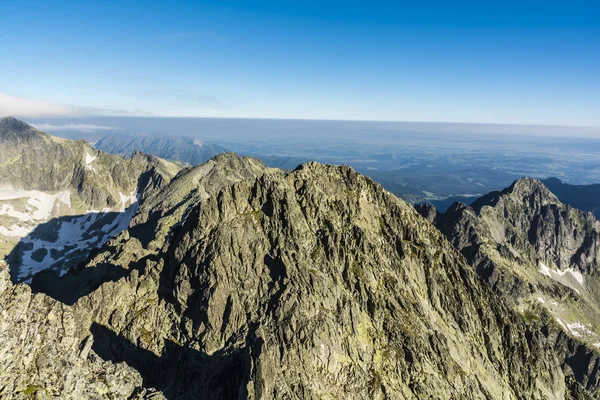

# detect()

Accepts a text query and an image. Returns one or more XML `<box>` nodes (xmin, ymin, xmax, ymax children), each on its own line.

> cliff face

<box><xmin>418</xmin><ymin>178</ymin><xmax>600</xmax><ymax>395</ymax></box>
<box><xmin>0</xmin><ymin>117</ymin><xmax>181</xmax><ymax>281</ymax></box>
<box><xmin>542</xmin><ymin>177</ymin><xmax>600</xmax><ymax>220</ymax></box>
<box><xmin>0</xmin><ymin>154</ymin><xmax>595</xmax><ymax>399</ymax></box>
<box><xmin>429</xmin><ymin>178</ymin><xmax>599</xmax><ymax>297</ymax></box>
<box><xmin>0</xmin><ymin>117</ymin><xmax>180</xmax><ymax>209</ymax></box>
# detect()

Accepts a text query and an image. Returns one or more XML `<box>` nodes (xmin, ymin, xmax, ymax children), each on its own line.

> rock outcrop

<box><xmin>418</xmin><ymin>178</ymin><xmax>600</xmax><ymax>388</ymax></box>
<box><xmin>0</xmin><ymin>117</ymin><xmax>181</xmax><ymax>280</ymax></box>
<box><xmin>0</xmin><ymin>154</ymin><xmax>597</xmax><ymax>398</ymax></box>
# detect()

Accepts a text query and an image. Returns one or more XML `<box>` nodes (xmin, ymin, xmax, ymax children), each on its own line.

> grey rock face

<box><xmin>420</xmin><ymin>177</ymin><xmax>600</xmax><ymax>393</ymax></box>
<box><xmin>542</xmin><ymin>177</ymin><xmax>600</xmax><ymax>220</ymax></box>
<box><xmin>0</xmin><ymin>117</ymin><xmax>181</xmax><ymax>280</ymax></box>
<box><xmin>426</xmin><ymin>178</ymin><xmax>600</xmax><ymax>295</ymax></box>
<box><xmin>0</xmin><ymin>154</ymin><xmax>595</xmax><ymax>398</ymax></box>
<box><xmin>471</xmin><ymin>178</ymin><xmax>599</xmax><ymax>274</ymax></box>
<box><xmin>0</xmin><ymin>119</ymin><xmax>180</xmax><ymax>209</ymax></box>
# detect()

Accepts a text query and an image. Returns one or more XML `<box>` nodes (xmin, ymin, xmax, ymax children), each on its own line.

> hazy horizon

<box><xmin>1</xmin><ymin>1</ymin><xmax>598</xmax><ymax>126</ymax></box>
<box><xmin>20</xmin><ymin>116</ymin><xmax>600</xmax><ymax>141</ymax></box>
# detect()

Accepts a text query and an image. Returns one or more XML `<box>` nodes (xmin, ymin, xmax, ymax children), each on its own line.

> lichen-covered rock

<box><xmin>0</xmin><ymin>263</ymin><xmax>144</xmax><ymax>399</ymax></box>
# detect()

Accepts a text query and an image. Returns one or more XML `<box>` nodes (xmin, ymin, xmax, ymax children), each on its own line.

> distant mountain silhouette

<box><xmin>542</xmin><ymin>177</ymin><xmax>600</xmax><ymax>218</ymax></box>
<box><xmin>95</xmin><ymin>133</ymin><xmax>228</xmax><ymax>166</ymax></box>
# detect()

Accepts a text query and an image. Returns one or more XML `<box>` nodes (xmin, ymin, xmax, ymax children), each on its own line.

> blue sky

<box><xmin>0</xmin><ymin>0</ymin><xmax>598</xmax><ymax>126</ymax></box>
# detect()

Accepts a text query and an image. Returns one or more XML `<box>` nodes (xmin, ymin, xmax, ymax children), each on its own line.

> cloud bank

<box><xmin>0</xmin><ymin>93</ymin><xmax>150</xmax><ymax>118</ymax></box>
<box><xmin>30</xmin><ymin>123</ymin><xmax>122</xmax><ymax>132</ymax></box>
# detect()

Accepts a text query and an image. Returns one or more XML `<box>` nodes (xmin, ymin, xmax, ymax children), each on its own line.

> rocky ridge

<box><xmin>542</xmin><ymin>178</ymin><xmax>600</xmax><ymax>220</ymax></box>
<box><xmin>0</xmin><ymin>117</ymin><xmax>181</xmax><ymax>280</ymax></box>
<box><xmin>417</xmin><ymin>177</ymin><xmax>600</xmax><ymax>391</ymax></box>
<box><xmin>0</xmin><ymin>153</ymin><xmax>597</xmax><ymax>398</ymax></box>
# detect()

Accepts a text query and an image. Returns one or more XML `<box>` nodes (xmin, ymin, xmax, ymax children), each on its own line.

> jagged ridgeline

<box><xmin>0</xmin><ymin>117</ymin><xmax>181</xmax><ymax>280</ymax></box>
<box><xmin>418</xmin><ymin>178</ymin><xmax>600</xmax><ymax>393</ymax></box>
<box><xmin>0</xmin><ymin>118</ymin><xmax>597</xmax><ymax>399</ymax></box>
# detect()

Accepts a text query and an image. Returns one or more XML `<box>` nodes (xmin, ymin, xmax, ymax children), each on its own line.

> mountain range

<box><xmin>93</xmin><ymin>133</ymin><xmax>228</xmax><ymax>167</ymax></box>
<box><xmin>0</xmin><ymin>117</ymin><xmax>599</xmax><ymax>399</ymax></box>
<box><xmin>426</xmin><ymin>178</ymin><xmax>600</xmax><ymax>217</ymax></box>
<box><xmin>49</xmin><ymin>127</ymin><xmax>600</xmax><ymax>215</ymax></box>
<box><xmin>0</xmin><ymin>117</ymin><xmax>181</xmax><ymax>281</ymax></box>
<box><xmin>418</xmin><ymin>178</ymin><xmax>600</xmax><ymax>356</ymax></box>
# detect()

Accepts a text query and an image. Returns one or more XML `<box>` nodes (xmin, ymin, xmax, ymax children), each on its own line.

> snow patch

<box><xmin>567</xmin><ymin>322</ymin><xmax>587</xmax><ymax>337</ymax></box>
<box><xmin>555</xmin><ymin>268</ymin><xmax>584</xmax><ymax>285</ymax></box>
<box><xmin>538</xmin><ymin>261</ymin><xmax>585</xmax><ymax>291</ymax></box>
<box><xmin>85</xmin><ymin>152</ymin><xmax>97</xmax><ymax>171</ymax></box>
<box><xmin>14</xmin><ymin>202</ymin><xmax>139</xmax><ymax>280</ymax></box>
<box><xmin>0</xmin><ymin>189</ymin><xmax>71</xmax><ymax>237</ymax></box>
<box><xmin>539</xmin><ymin>262</ymin><xmax>552</xmax><ymax>278</ymax></box>
<box><xmin>0</xmin><ymin>204</ymin><xmax>32</xmax><ymax>222</ymax></box>
<box><xmin>0</xmin><ymin>225</ymin><xmax>31</xmax><ymax>237</ymax></box>
<box><xmin>555</xmin><ymin>319</ymin><xmax>596</xmax><ymax>339</ymax></box>
<box><xmin>2</xmin><ymin>187</ymin><xmax>141</xmax><ymax>280</ymax></box>
<box><xmin>118</xmin><ymin>191</ymin><xmax>138</xmax><ymax>213</ymax></box>
<box><xmin>85</xmin><ymin>152</ymin><xmax>96</xmax><ymax>165</ymax></box>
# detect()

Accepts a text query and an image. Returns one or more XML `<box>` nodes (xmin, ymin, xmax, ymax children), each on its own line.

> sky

<box><xmin>0</xmin><ymin>0</ymin><xmax>599</xmax><ymax>127</ymax></box>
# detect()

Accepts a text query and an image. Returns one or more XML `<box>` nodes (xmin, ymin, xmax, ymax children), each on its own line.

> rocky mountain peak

<box><xmin>0</xmin><ymin>121</ymin><xmax>182</xmax><ymax>281</ymax></box>
<box><xmin>0</xmin><ymin>116</ymin><xmax>28</xmax><ymax>129</ymax></box>
<box><xmin>470</xmin><ymin>177</ymin><xmax>560</xmax><ymax>213</ymax></box>
<box><xmin>0</xmin><ymin>116</ymin><xmax>44</xmax><ymax>142</ymax></box>
<box><xmin>426</xmin><ymin>176</ymin><xmax>600</xmax><ymax>367</ymax></box>
<box><xmin>0</xmin><ymin>152</ymin><xmax>599</xmax><ymax>397</ymax></box>
<box><xmin>508</xmin><ymin>177</ymin><xmax>560</xmax><ymax>201</ymax></box>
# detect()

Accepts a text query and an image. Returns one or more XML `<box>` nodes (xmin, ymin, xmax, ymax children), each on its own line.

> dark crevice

<box><xmin>264</xmin><ymin>253</ymin><xmax>287</xmax><ymax>317</ymax></box>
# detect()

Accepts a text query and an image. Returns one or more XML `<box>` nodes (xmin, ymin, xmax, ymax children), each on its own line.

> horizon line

<box><xmin>15</xmin><ymin>115</ymin><xmax>600</xmax><ymax>131</ymax></box>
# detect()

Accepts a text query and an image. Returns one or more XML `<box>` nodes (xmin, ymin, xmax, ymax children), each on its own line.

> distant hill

<box><xmin>542</xmin><ymin>177</ymin><xmax>600</xmax><ymax>218</ymax></box>
<box><xmin>95</xmin><ymin>134</ymin><xmax>228</xmax><ymax>166</ymax></box>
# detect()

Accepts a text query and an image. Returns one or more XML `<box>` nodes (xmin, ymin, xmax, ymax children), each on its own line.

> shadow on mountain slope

<box><xmin>6</xmin><ymin>209</ymin><xmax>140</xmax><ymax>305</ymax></box>
<box><xmin>90</xmin><ymin>322</ymin><xmax>259</xmax><ymax>399</ymax></box>
<box><xmin>27</xmin><ymin>251</ymin><xmax>156</xmax><ymax>306</ymax></box>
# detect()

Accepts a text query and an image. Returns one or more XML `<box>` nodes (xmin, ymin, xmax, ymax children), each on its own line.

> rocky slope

<box><xmin>0</xmin><ymin>117</ymin><xmax>181</xmax><ymax>281</ymax></box>
<box><xmin>94</xmin><ymin>133</ymin><xmax>228</xmax><ymax>167</ymax></box>
<box><xmin>417</xmin><ymin>178</ymin><xmax>600</xmax><ymax>352</ymax></box>
<box><xmin>0</xmin><ymin>154</ymin><xmax>597</xmax><ymax>398</ymax></box>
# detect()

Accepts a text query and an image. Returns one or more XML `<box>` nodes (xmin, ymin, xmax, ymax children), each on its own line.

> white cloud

<box><xmin>31</xmin><ymin>123</ymin><xmax>122</xmax><ymax>132</ymax></box>
<box><xmin>0</xmin><ymin>92</ymin><xmax>150</xmax><ymax>118</ymax></box>
<box><xmin>0</xmin><ymin>92</ymin><xmax>83</xmax><ymax>117</ymax></box>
